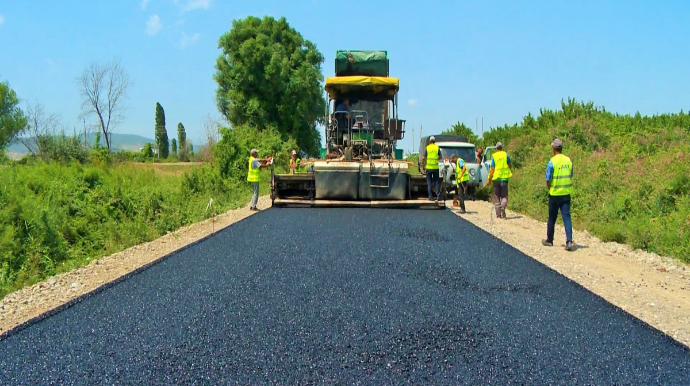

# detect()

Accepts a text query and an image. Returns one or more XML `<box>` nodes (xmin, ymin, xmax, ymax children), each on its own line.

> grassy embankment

<box><xmin>0</xmin><ymin>161</ymin><xmax>274</xmax><ymax>298</ymax></box>
<box><xmin>480</xmin><ymin>99</ymin><xmax>690</xmax><ymax>262</ymax></box>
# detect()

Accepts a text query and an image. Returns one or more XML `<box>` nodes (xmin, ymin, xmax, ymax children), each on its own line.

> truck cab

<box><xmin>418</xmin><ymin>135</ymin><xmax>490</xmax><ymax>199</ymax></box>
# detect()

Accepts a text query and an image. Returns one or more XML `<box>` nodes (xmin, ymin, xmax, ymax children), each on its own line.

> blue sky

<box><xmin>1</xmin><ymin>0</ymin><xmax>689</xmax><ymax>153</ymax></box>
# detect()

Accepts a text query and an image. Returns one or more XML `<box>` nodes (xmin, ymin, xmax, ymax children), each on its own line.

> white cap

<box><xmin>292</xmin><ymin>150</ymin><xmax>296</xmax><ymax>155</ymax></box>
<box><xmin>430</xmin><ymin>136</ymin><xmax>435</xmax><ymax>141</ymax></box>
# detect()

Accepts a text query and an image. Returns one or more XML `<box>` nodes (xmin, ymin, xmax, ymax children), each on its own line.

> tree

<box><xmin>200</xmin><ymin>113</ymin><xmax>221</xmax><ymax>162</ymax></box>
<box><xmin>142</xmin><ymin>143</ymin><xmax>154</xmax><ymax>159</ymax></box>
<box><xmin>177</xmin><ymin>122</ymin><xmax>187</xmax><ymax>161</ymax></box>
<box><xmin>171</xmin><ymin>138</ymin><xmax>178</xmax><ymax>156</ymax></box>
<box><xmin>77</xmin><ymin>58</ymin><xmax>131</xmax><ymax>151</ymax></box>
<box><xmin>17</xmin><ymin>101</ymin><xmax>60</xmax><ymax>159</ymax></box>
<box><xmin>93</xmin><ymin>131</ymin><xmax>102</xmax><ymax>149</ymax></box>
<box><xmin>154</xmin><ymin>102</ymin><xmax>169</xmax><ymax>158</ymax></box>
<box><xmin>213</xmin><ymin>16</ymin><xmax>326</xmax><ymax>156</ymax></box>
<box><xmin>0</xmin><ymin>80</ymin><xmax>27</xmax><ymax>152</ymax></box>
<box><xmin>442</xmin><ymin>122</ymin><xmax>479</xmax><ymax>144</ymax></box>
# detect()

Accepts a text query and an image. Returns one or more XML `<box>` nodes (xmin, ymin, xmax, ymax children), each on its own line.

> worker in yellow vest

<box><xmin>247</xmin><ymin>148</ymin><xmax>271</xmax><ymax>211</ymax></box>
<box><xmin>482</xmin><ymin>142</ymin><xmax>512</xmax><ymax>218</ymax></box>
<box><xmin>289</xmin><ymin>150</ymin><xmax>301</xmax><ymax>174</ymax></box>
<box><xmin>450</xmin><ymin>154</ymin><xmax>469</xmax><ymax>213</ymax></box>
<box><xmin>421</xmin><ymin>136</ymin><xmax>443</xmax><ymax>201</ymax></box>
<box><xmin>542</xmin><ymin>139</ymin><xmax>574</xmax><ymax>251</ymax></box>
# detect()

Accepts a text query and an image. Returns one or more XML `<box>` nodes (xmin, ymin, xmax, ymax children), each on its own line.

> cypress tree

<box><xmin>177</xmin><ymin>122</ymin><xmax>187</xmax><ymax>160</ymax></box>
<box><xmin>154</xmin><ymin>102</ymin><xmax>169</xmax><ymax>158</ymax></box>
<box><xmin>171</xmin><ymin>138</ymin><xmax>178</xmax><ymax>156</ymax></box>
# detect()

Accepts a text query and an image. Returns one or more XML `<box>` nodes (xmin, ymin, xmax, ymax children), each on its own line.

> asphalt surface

<box><xmin>1</xmin><ymin>208</ymin><xmax>689</xmax><ymax>385</ymax></box>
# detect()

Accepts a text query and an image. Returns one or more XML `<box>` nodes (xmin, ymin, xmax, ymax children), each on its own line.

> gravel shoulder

<box><xmin>0</xmin><ymin>196</ymin><xmax>271</xmax><ymax>336</ymax></box>
<box><xmin>451</xmin><ymin>199</ymin><xmax>690</xmax><ymax>347</ymax></box>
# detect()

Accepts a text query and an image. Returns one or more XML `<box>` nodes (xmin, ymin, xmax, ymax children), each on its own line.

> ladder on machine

<box><xmin>369</xmin><ymin>158</ymin><xmax>391</xmax><ymax>188</ymax></box>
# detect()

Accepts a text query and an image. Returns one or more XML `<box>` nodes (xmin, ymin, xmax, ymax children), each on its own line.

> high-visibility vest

<box><xmin>456</xmin><ymin>158</ymin><xmax>470</xmax><ymax>184</ymax></box>
<box><xmin>491</xmin><ymin>150</ymin><xmax>512</xmax><ymax>180</ymax></box>
<box><xmin>425</xmin><ymin>143</ymin><xmax>439</xmax><ymax>170</ymax></box>
<box><xmin>296</xmin><ymin>158</ymin><xmax>301</xmax><ymax>171</ymax></box>
<box><xmin>549</xmin><ymin>153</ymin><xmax>573</xmax><ymax>196</ymax></box>
<box><xmin>247</xmin><ymin>156</ymin><xmax>260</xmax><ymax>182</ymax></box>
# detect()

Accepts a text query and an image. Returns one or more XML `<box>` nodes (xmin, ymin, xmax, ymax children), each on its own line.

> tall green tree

<box><xmin>213</xmin><ymin>16</ymin><xmax>326</xmax><ymax>156</ymax></box>
<box><xmin>171</xmin><ymin>138</ymin><xmax>178</xmax><ymax>156</ymax></box>
<box><xmin>177</xmin><ymin>122</ymin><xmax>187</xmax><ymax>160</ymax></box>
<box><xmin>0</xmin><ymin>80</ymin><xmax>27</xmax><ymax>152</ymax></box>
<box><xmin>441</xmin><ymin>122</ymin><xmax>479</xmax><ymax>144</ymax></box>
<box><xmin>154</xmin><ymin>102</ymin><xmax>169</xmax><ymax>158</ymax></box>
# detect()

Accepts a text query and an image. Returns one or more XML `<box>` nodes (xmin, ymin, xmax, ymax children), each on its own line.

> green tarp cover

<box><xmin>335</xmin><ymin>50</ymin><xmax>389</xmax><ymax>76</ymax></box>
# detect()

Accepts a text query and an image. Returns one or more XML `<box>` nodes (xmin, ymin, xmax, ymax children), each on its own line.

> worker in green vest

<box><xmin>482</xmin><ymin>142</ymin><xmax>513</xmax><ymax>218</ymax></box>
<box><xmin>247</xmin><ymin>148</ymin><xmax>271</xmax><ymax>211</ymax></box>
<box><xmin>450</xmin><ymin>154</ymin><xmax>469</xmax><ymax>213</ymax></box>
<box><xmin>421</xmin><ymin>136</ymin><xmax>443</xmax><ymax>201</ymax></box>
<box><xmin>542</xmin><ymin>139</ymin><xmax>574</xmax><ymax>251</ymax></box>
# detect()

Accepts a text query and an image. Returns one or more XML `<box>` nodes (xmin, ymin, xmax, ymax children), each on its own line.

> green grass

<box><xmin>479</xmin><ymin>99</ymin><xmax>690</xmax><ymax>262</ymax></box>
<box><xmin>0</xmin><ymin>161</ymin><xmax>274</xmax><ymax>298</ymax></box>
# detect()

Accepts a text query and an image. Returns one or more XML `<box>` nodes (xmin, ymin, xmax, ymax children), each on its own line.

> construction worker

<box><xmin>450</xmin><ymin>154</ymin><xmax>468</xmax><ymax>213</ymax></box>
<box><xmin>482</xmin><ymin>141</ymin><xmax>512</xmax><ymax>218</ymax></box>
<box><xmin>542</xmin><ymin>139</ymin><xmax>574</xmax><ymax>251</ymax></box>
<box><xmin>289</xmin><ymin>150</ymin><xmax>301</xmax><ymax>174</ymax></box>
<box><xmin>247</xmin><ymin>148</ymin><xmax>271</xmax><ymax>211</ymax></box>
<box><xmin>421</xmin><ymin>136</ymin><xmax>442</xmax><ymax>201</ymax></box>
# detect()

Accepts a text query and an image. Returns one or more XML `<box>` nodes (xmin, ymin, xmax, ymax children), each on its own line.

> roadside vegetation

<box><xmin>0</xmin><ymin>16</ymin><xmax>322</xmax><ymax>299</ymax></box>
<box><xmin>476</xmin><ymin>99</ymin><xmax>690</xmax><ymax>262</ymax></box>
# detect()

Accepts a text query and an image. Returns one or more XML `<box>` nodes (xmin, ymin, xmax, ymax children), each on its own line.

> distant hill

<box><xmin>8</xmin><ymin>133</ymin><xmax>156</xmax><ymax>154</ymax></box>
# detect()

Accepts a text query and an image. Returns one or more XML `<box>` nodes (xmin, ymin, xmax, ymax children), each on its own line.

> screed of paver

<box><xmin>448</xmin><ymin>199</ymin><xmax>690</xmax><ymax>348</ymax></box>
<box><xmin>0</xmin><ymin>196</ymin><xmax>272</xmax><ymax>336</ymax></box>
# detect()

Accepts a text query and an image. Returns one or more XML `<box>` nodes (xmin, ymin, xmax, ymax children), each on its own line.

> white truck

<box><xmin>418</xmin><ymin>135</ymin><xmax>496</xmax><ymax>200</ymax></box>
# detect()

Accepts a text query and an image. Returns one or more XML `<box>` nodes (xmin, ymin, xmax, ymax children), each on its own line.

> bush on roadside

<box><xmin>478</xmin><ymin>98</ymin><xmax>690</xmax><ymax>262</ymax></box>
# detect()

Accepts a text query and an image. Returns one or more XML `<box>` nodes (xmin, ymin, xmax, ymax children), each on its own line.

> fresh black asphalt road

<box><xmin>1</xmin><ymin>208</ymin><xmax>689</xmax><ymax>385</ymax></box>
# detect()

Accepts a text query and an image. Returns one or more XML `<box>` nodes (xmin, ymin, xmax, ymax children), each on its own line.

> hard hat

<box><xmin>292</xmin><ymin>150</ymin><xmax>296</xmax><ymax>155</ymax></box>
<box><xmin>430</xmin><ymin>136</ymin><xmax>435</xmax><ymax>141</ymax></box>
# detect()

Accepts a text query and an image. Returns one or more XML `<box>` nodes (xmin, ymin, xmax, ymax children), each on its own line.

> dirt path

<box><xmin>0</xmin><ymin>196</ymin><xmax>272</xmax><ymax>336</ymax></box>
<box><xmin>2</xmin><ymin>195</ymin><xmax>689</xmax><ymax>349</ymax></box>
<box><xmin>450</xmin><ymin>199</ymin><xmax>690</xmax><ymax>347</ymax></box>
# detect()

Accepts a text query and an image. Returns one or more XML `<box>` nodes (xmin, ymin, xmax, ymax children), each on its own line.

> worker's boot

<box><xmin>541</xmin><ymin>239</ymin><xmax>553</xmax><ymax>246</ymax></box>
<box><xmin>565</xmin><ymin>242</ymin><xmax>573</xmax><ymax>251</ymax></box>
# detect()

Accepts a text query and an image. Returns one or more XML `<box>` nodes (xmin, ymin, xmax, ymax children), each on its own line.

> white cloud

<box><xmin>0</xmin><ymin>15</ymin><xmax>5</xmax><ymax>25</ymax></box>
<box><xmin>179</xmin><ymin>32</ymin><xmax>200</xmax><ymax>48</ymax></box>
<box><xmin>141</xmin><ymin>0</ymin><xmax>151</xmax><ymax>10</ymax></box>
<box><xmin>408</xmin><ymin>99</ymin><xmax>418</xmax><ymax>106</ymax></box>
<box><xmin>145</xmin><ymin>14</ymin><xmax>162</xmax><ymax>36</ymax></box>
<box><xmin>178</xmin><ymin>0</ymin><xmax>211</xmax><ymax>13</ymax></box>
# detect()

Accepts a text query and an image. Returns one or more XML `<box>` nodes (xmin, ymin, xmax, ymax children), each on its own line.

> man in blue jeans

<box><xmin>421</xmin><ymin>136</ymin><xmax>443</xmax><ymax>201</ymax></box>
<box><xmin>542</xmin><ymin>138</ymin><xmax>574</xmax><ymax>251</ymax></box>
